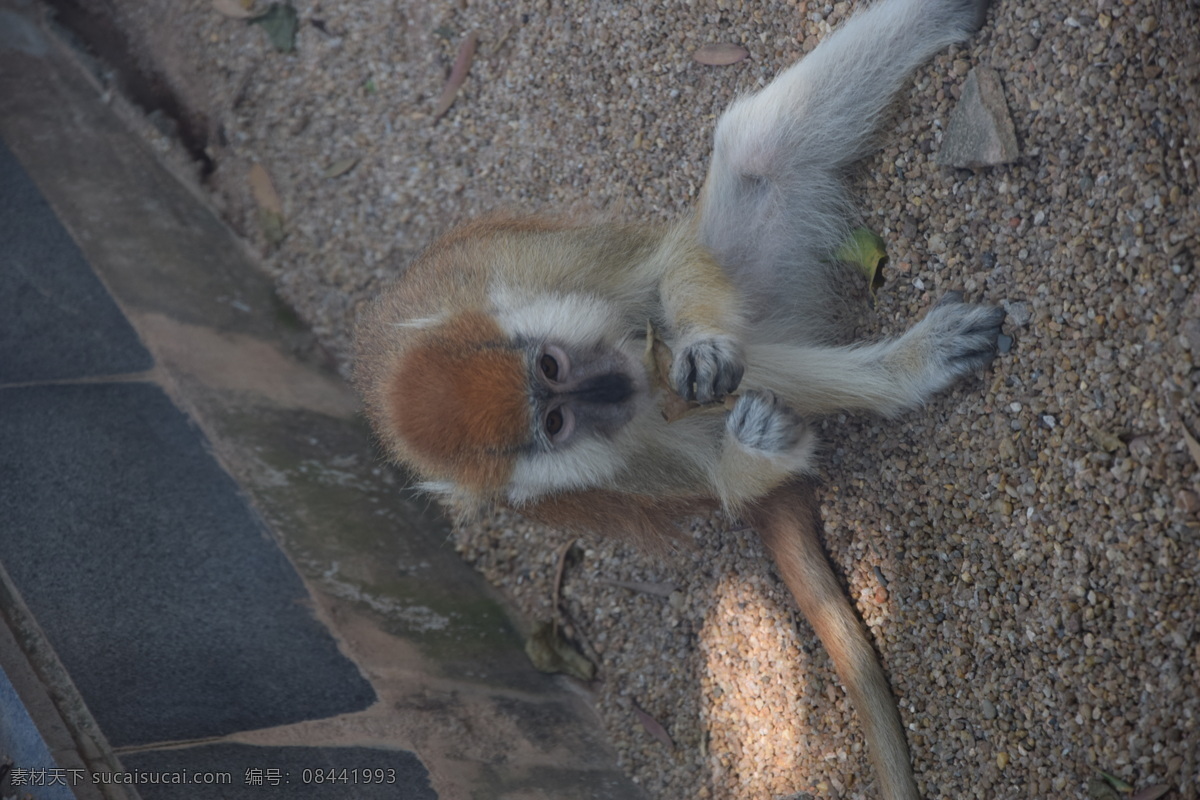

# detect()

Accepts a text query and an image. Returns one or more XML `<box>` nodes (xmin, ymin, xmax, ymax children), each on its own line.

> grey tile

<box><xmin>0</xmin><ymin>665</ymin><xmax>76</xmax><ymax>800</ymax></box>
<box><xmin>0</xmin><ymin>381</ymin><xmax>375</xmax><ymax>746</ymax></box>
<box><xmin>0</xmin><ymin>138</ymin><xmax>152</xmax><ymax>382</ymax></box>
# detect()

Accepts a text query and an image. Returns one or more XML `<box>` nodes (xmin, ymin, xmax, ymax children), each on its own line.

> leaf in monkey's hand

<box><xmin>525</xmin><ymin>621</ymin><xmax>595</xmax><ymax>680</ymax></box>
<box><xmin>643</xmin><ymin>322</ymin><xmax>738</xmax><ymax>423</ymax></box>
<box><xmin>643</xmin><ymin>320</ymin><xmax>674</xmax><ymax>391</ymax></box>
<box><xmin>835</xmin><ymin>227</ymin><xmax>888</xmax><ymax>303</ymax></box>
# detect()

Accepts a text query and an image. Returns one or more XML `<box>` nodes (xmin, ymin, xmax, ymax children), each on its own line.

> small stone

<box><xmin>981</xmin><ymin>698</ymin><xmax>998</xmax><ymax>720</ymax></box>
<box><xmin>937</xmin><ymin>67</ymin><xmax>1021</xmax><ymax>168</ymax></box>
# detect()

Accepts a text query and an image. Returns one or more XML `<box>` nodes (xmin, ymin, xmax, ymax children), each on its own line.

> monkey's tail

<box><xmin>746</xmin><ymin>480</ymin><xmax>920</xmax><ymax>800</ymax></box>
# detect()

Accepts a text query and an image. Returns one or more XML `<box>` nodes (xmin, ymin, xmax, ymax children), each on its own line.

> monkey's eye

<box><xmin>542</xmin><ymin>404</ymin><xmax>574</xmax><ymax>444</ymax></box>
<box><xmin>539</xmin><ymin>353</ymin><xmax>560</xmax><ymax>381</ymax></box>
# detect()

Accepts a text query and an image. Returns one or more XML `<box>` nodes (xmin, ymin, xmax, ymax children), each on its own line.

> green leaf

<box><xmin>834</xmin><ymin>226</ymin><xmax>888</xmax><ymax>302</ymax></box>
<box><xmin>250</xmin><ymin>3</ymin><xmax>299</xmax><ymax>53</ymax></box>
<box><xmin>1099</xmin><ymin>771</ymin><xmax>1135</xmax><ymax>793</ymax></box>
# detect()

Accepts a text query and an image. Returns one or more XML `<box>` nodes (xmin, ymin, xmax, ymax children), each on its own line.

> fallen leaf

<box><xmin>248</xmin><ymin>163</ymin><xmax>282</xmax><ymax>213</ymax></box>
<box><xmin>1182</xmin><ymin>423</ymin><xmax>1200</xmax><ymax>469</ymax></box>
<box><xmin>1099</xmin><ymin>771</ymin><xmax>1135</xmax><ymax>793</ymax></box>
<box><xmin>834</xmin><ymin>226</ymin><xmax>888</xmax><ymax>302</ymax></box>
<box><xmin>1090</xmin><ymin>428</ymin><xmax>1126</xmax><ymax>454</ymax></box>
<box><xmin>322</xmin><ymin>157</ymin><xmax>359</xmax><ymax>179</ymax></box>
<box><xmin>633</xmin><ymin>701</ymin><xmax>675</xmax><ymax>748</ymax></box>
<box><xmin>248</xmin><ymin>163</ymin><xmax>286</xmax><ymax>246</ymax></box>
<box><xmin>524</xmin><ymin>621</ymin><xmax>595</xmax><ymax>681</ymax></box>
<box><xmin>1130</xmin><ymin>786</ymin><xmax>1170</xmax><ymax>800</ymax></box>
<box><xmin>212</xmin><ymin>0</ymin><xmax>256</xmax><ymax>19</ymax></box>
<box><xmin>693</xmin><ymin>42</ymin><xmax>749</xmax><ymax>66</ymax></box>
<box><xmin>250</xmin><ymin>2</ymin><xmax>299</xmax><ymax>53</ymax></box>
<box><xmin>433</xmin><ymin>32</ymin><xmax>478</xmax><ymax>121</ymax></box>
<box><xmin>598</xmin><ymin>579</ymin><xmax>676</xmax><ymax>598</ymax></box>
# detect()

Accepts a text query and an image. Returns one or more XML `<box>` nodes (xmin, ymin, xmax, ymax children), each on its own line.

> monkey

<box><xmin>353</xmin><ymin>1</ymin><xmax>1002</xmax><ymax>798</ymax></box>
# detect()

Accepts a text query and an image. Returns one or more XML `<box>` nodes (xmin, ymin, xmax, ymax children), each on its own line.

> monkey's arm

<box><xmin>745</xmin><ymin>294</ymin><xmax>1005</xmax><ymax>417</ymax></box>
<box><xmin>747</xmin><ymin>480</ymin><xmax>920</xmax><ymax>800</ymax></box>
<box><xmin>642</xmin><ymin>223</ymin><xmax>749</xmax><ymax>403</ymax></box>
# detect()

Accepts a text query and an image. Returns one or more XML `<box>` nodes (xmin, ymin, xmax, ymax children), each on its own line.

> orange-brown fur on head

<box><xmin>387</xmin><ymin>310</ymin><xmax>531</xmax><ymax>494</ymax></box>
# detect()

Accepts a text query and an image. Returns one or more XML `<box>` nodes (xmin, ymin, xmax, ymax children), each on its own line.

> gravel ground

<box><xmin>99</xmin><ymin>0</ymin><xmax>1199</xmax><ymax>797</ymax></box>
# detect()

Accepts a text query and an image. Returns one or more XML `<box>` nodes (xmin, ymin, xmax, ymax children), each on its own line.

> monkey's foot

<box><xmin>727</xmin><ymin>390</ymin><xmax>817</xmax><ymax>472</ymax></box>
<box><xmin>899</xmin><ymin>292</ymin><xmax>1006</xmax><ymax>399</ymax></box>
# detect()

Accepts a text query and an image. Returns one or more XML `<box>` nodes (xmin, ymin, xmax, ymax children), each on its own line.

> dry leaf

<box><xmin>643</xmin><ymin>322</ymin><xmax>737</xmax><ymax>422</ymax></box>
<box><xmin>633</xmin><ymin>701</ymin><xmax>675</xmax><ymax>748</ymax></box>
<box><xmin>212</xmin><ymin>0</ymin><xmax>256</xmax><ymax>19</ymax></box>
<box><xmin>248</xmin><ymin>163</ymin><xmax>285</xmax><ymax>246</ymax></box>
<box><xmin>322</xmin><ymin>156</ymin><xmax>359</xmax><ymax>179</ymax></box>
<box><xmin>433</xmin><ymin>32</ymin><xmax>478</xmax><ymax>120</ymax></box>
<box><xmin>598</xmin><ymin>579</ymin><xmax>676</xmax><ymax>598</ymax></box>
<box><xmin>1182</xmin><ymin>423</ymin><xmax>1200</xmax><ymax>469</ymax></box>
<box><xmin>1090</xmin><ymin>428</ymin><xmax>1126</xmax><ymax>454</ymax></box>
<box><xmin>248</xmin><ymin>163</ymin><xmax>282</xmax><ymax>213</ymax></box>
<box><xmin>1130</xmin><ymin>786</ymin><xmax>1170</xmax><ymax>800</ymax></box>
<box><xmin>693</xmin><ymin>43</ymin><xmax>749</xmax><ymax>66</ymax></box>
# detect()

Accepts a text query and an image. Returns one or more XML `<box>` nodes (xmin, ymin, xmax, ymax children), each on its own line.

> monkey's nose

<box><xmin>572</xmin><ymin>372</ymin><xmax>633</xmax><ymax>405</ymax></box>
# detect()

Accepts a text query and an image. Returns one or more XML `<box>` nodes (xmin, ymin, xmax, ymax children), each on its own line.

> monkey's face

<box><xmin>382</xmin><ymin>295</ymin><xmax>650</xmax><ymax>506</ymax></box>
<box><xmin>528</xmin><ymin>340</ymin><xmax>638</xmax><ymax>447</ymax></box>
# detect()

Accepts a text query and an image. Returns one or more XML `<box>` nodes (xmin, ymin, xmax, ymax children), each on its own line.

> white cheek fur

<box><xmin>505</xmin><ymin>438</ymin><xmax>625</xmax><ymax>505</ymax></box>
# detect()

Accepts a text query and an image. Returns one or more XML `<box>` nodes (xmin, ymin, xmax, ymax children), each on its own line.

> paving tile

<box><xmin>0</xmin><ymin>139</ymin><xmax>152</xmax><ymax>383</ymax></box>
<box><xmin>0</xmin><ymin>381</ymin><xmax>376</xmax><ymax>747</ymax></box>
<box><xmin>121</xmin><ymin>743</ymin><xmax>436</xmax><ymax>800</ymax></box>
<box><xmin>0</xmin><ymin>665</ymin><xmax>77</xmax><ymax>800</ymax></box>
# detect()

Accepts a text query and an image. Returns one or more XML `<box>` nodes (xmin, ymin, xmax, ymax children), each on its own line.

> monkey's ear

<box><xmin>513</xmin><ymin>490</ymin><xmax>717</xmax><ymax>555</ymax></box>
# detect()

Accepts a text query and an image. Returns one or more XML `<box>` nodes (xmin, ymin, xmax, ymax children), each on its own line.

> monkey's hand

<box><xmin>671</xmin><ymin>333</ymin><xmax>745</xmax><ymax>404</ymax></box>
<box><xmin>894</xmin><ymin>292</ymin><xmax>1006</xmax><ymax>401</ymax></box>
<box><xmin>727</xmin><ymin>390</ymin><xmax>816</xmax><ymax>469</ymax></box>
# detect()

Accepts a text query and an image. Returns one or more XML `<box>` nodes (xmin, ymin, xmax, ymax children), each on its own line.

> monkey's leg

<box><xmin>746</xmin><ymin>294</ymin><xmax>1005</xmax><ymax>418</ymax></box>
<box><xmin>699</xmin><ymin>0</ymin><xmax>991</xmax><ymax>289</ymax></box>
<box><xmin>746</xmin><ymin>479</ymin><xmax>919</xmax><ymax>800</ymax></box>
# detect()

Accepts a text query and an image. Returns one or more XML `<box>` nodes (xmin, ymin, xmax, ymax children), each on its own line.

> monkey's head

<box><xmin>354</xmin><ymin>228</ymin><xmax>652</xmax><ymax>511</ymax></box>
